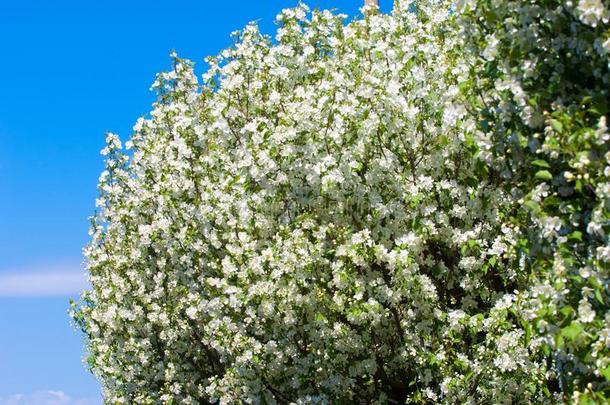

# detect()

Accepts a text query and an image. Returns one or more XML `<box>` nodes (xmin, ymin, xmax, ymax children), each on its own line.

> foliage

<box><xmin>457</xmin><ymin>0</ymin><xmax>610</xmax><ymax>402</ymax></box>
<box><xmin>71</xmin><ymin>0</ymin><xmax>610</xmax><ymax>403</ymax></box>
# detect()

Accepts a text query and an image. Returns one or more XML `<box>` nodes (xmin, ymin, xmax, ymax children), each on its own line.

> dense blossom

<box><xmin>457</xmin><ymin>0</ymin><xmax>610</xmax><ymax>402</ymax></box>
<box><xmin>71</xmin><ymin>0</ymin><xmax>610</xmax><ymax>403</ymax></box>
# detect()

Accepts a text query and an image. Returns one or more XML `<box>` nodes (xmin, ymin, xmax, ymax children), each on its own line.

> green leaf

<box><xmin>532</xmin><ymin>159</ymin><xmax>550</xmax><ymax>168</ymax></box>
<box><xmin>542</xmin><ymin>384</ymin><xmax>551</xmax><ymax>398</ymax></box>
<box><xmin>568</xmin><ymin>231</ymin><xmax>583</xmax><ymax>241</ymax></box>
<box><xmin>518</xmin><ymin>134</ymin><xmax>528</xmax><ymax>149</ymax></box>
<box><xmin>535</xmin><ymin>170</ymin><xmax>553</xmax><ymax>181</ymax></box>
<box><xmin>556</xmin><ymin>334</ymin><xmax>565</xmax><ymax>349</ymax></box>
<box><xmin>560</xmin><ymin>305</ymin><xmax>575</xmax><ymax>320</ymax></box>
<box><xmin>524</xmin><ymin>200</ymin><xmax>540</xmax><ymax>213</ymax></box>
<box><xmin>601</xmin><ymin>365</ymin><xmax>610</xmax><ymax>381</ymax></box>
<box><xmin>578</xmin><ymin>393</ymin><xmax>597</xmax><ymax>405</ymax></box>
<box><xmin>561</xmin><ymin>322</ymin><xmax>583</xmax><ymax>342</ymax></box>
<box><xmin>595</xmin><ymin>289</ymin><xmax>604</xmax><ymax>305</ymax></box>
<box><xmin>550</xmin><ymin>119</ymin><xmax>563</xmax><ymax>133</ymax></box>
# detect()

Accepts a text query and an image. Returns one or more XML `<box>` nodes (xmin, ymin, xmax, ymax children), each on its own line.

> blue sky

<box><xmin>0</xmin><ymin>0</ymin><xmax>392</xmax><ymax>403</ymax></box>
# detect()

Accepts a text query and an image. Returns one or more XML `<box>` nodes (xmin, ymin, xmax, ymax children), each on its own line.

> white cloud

<box><xmin>0</xmin><ymin>390</ymin><xmax>100</xmax><ymax>405</ymax></box>
<box><xmin>0</xmin><ymin>262</ymin><xmax>89</xmax><ymax>297</ymax></box>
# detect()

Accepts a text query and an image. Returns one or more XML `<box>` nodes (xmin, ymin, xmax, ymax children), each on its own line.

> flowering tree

<box><xmin>72</xmin><ymin>0</ymin><xmax>610</xmax><ymax>403</ymax></box>
<box><xmin>455</xmin><ymin>0</ymin><xmax>610</xmax><ymax>402</ymax></box>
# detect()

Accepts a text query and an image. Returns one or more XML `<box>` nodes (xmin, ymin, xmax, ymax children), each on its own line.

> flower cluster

<box><xmin>457</xmin><ymin>0</ymin><xmax>610</xmax><ymax>402</ymax></box>
<box><xmin>71</xmin><ymin>0</ymin><xmax>610</xmax><ymax>403</ymax></box>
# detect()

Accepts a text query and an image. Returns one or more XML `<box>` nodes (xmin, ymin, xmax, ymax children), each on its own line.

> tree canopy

<box><xmin>72</xmin><ymin>0</ymin><xmax>610</xmax><ymax>403</ymax></box>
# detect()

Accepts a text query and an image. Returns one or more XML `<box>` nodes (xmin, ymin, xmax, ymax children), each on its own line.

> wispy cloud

<box><xmin>0</xmin><ymin>390</ymin><xmax>100</xmax><ymax>405</ymax></box>
<box><xmin>0</xmin><ymin>262</ymin><xmax>89</xmax><ymax>297</ymax></box>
